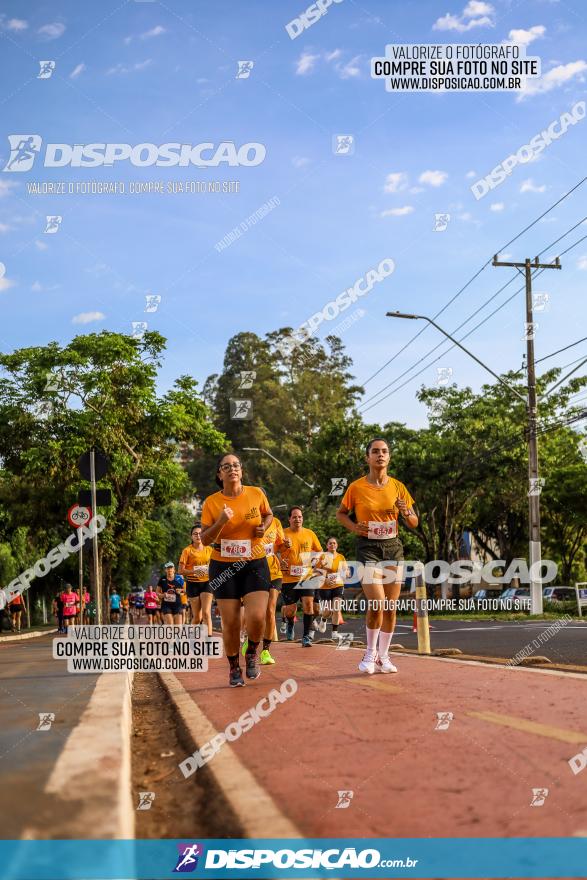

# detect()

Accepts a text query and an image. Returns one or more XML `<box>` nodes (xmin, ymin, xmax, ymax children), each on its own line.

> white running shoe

<box><xmin>358</xmin><ymin>651</ymin><xmax>377</xmax><ymax>674</ymax></box>
<box><xmin>317</xmin><ymin>618</ymin><xmax>327</xmax><ymax>633</ymax></box>
<box><xmin>280</xmin><ymin>621</ymin><xmax>287</xmax><ymax>634</ymax></box>
<box><xmin>312</xmin><ymin>619</ymin><xmax>321</xmax><ymax>631</ymax></box>
<box><xmin>376</xmin><ymin>654</ymin><xmax>398</xmax><ymax>674</ymax></box>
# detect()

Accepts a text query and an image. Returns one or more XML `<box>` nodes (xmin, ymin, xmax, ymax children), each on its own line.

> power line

<box><xmin>360</xmin><ymin>177</ymin><xmax>587</xmax><ymax>389</ymax></box>
<box><xmin>360</xmin><ymin>228</ymin><xmax>587</xmax><ymax>415</ymax></box>
<box><xmin>536</xmin><ymin>336</ymin><xmax>587</xmax><ymax>364</ymax></box>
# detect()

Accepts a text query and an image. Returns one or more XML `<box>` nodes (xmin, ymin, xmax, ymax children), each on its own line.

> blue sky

<box><xmin>0</xmin><ymin>0</ymin><xmax>586</xmax><ymax>429</ymax></box>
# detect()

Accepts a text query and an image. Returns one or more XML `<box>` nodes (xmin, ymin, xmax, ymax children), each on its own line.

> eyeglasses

<box><xmin>220</xmin><ymin>463</ymin><xmax>241</xmax><ymax>472</ymax></box>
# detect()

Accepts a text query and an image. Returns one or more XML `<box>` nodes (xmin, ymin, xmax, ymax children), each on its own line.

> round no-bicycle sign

<box><xmin>67</xmin><ymin>504</ymin><xmax>92</xmax><ymax>529</ymax></box>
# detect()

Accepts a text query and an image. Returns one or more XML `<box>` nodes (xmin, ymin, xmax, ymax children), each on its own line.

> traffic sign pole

<box><xmin>90</xmin><ymin>449</ymin><xmax>102</xmax><ymax>625</ymax></box>
<box><xmin>78</xmin><ymin>529</ymin><xmax>84</xmax><ymax>623</ymax></box>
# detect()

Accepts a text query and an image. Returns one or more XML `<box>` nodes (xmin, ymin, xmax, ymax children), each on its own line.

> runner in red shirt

<box><xmin>60</xmin><ymin>584</ymin><xmax>79</xmax><ymax>632</ymax></box>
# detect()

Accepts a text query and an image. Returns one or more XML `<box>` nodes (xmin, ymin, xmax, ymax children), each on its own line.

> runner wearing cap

<box><xmin>179</xmin><ymin>524</ymin><xmax>213</xmax><ymax>635</ymax></box>
<box><xmin>157</xmin><ymin>563</ymin><xmax>185</xmax><ymax>625</ymax></box>
<box><xmin>336</xmin><ymin>437</ymin><xmax>417</xmax><ymax>674</ymax></box>
<box><xmin>280</xmin><ymin>507</ymin><xmax>323</xmax><ymax>647</ymax></box>
<box><xmin>201</xmin><ymin>452</ymin><xmax>273</xmax><ymax>688</ymax></box>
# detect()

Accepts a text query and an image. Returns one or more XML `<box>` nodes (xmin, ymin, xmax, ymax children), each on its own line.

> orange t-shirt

<box><xmin>281</xmin><ymin>527</ymin><xmax>322</xmax><ymax>584</ymax></box>
<box><xmin>317</xmin><ymin>552</ymin><xmax>348</xmax><ymax>588</ymax></box>
<box><xmin>179</xmin><ymin>544</ymin><xmax>212</xmax><ymax>582</ymax></box>
<box><xmin>201</xmin><ymin>486</ymin><xmax>271</xmax><ymax>562</ymax></box>
<box><xmin>340</xmin><ymin>475</ymin><xmax>414</xmax><ymax>540</ymax></box>
<box><xmin>262</xmin><ymin>518</ymin><xmax>286</xmax><ymax>581</ymax></box>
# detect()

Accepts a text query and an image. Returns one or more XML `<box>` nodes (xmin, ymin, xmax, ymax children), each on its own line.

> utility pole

<box><xmin>492</xmin><ymin>255</ymin><xmax>561</xmax><ymax>615</ymax></box>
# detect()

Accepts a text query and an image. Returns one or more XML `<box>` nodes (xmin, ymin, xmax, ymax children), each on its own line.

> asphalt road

<box><xmin>322</xmin><ymin>616</ymin><xmax>587</xmax><ymax>667</ymax></box>
<box><xmin>0</xmin><ymin>636</ymin><xmax>99</xmax><ymax>838</ymax></box>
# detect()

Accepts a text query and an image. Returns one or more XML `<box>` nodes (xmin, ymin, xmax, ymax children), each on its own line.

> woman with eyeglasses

<box><xmin>201</xmin><ymin>453</ymin><xmax>274</xmax><ymax>687</ymax></box>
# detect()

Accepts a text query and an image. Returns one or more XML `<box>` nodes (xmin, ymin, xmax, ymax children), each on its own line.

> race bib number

<box><xmin>368</xmin><ymin>520</ymin><xmax>397</xmax><ymax>540</ymax></box>
<box><xmin>193</xmin><ymin>565</ymin><xmax>209</xmax><ymax>578</ymax></box>
<box><xmin>163</xmin><ymin>590</ymin><xmax>176</xmax><ymax>602</ymax></box>
<box><xmin>264</xmin><ymin>542</ymin><xmax>274</xmax><ymax>557</ymax></box>
<box><xmin>290</xmin><ymin>564</ymin><xmax>305</xmax><ymax>577</ymax></box>
<box><xmin>221</xmin><ymin>539</ymin><xmax>251</xmax><ymax>559</ymax></box>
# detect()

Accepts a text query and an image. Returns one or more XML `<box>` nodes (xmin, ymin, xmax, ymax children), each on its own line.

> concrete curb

<box><xmin>42</xmin><ymin>671</ymin><xmax>135</xmax><ymax>839</ymax></box>
<box><xmin>0</xmin><ymin>628</ymin><xmax>57</xmax><ymax>642</ymax></box>
<box><xmin>159</xmin><ymin>671</ymin><xmax>301</xmax><ymax>839</ymax></box>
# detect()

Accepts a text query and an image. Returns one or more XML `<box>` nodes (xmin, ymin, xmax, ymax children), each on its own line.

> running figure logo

<box><xmin>3</xmin><ymin>135</ymin><xmax>42</xmax><ymax>172</ymax></box>
<box><xmin>436</xmin><ymin>366</ymin><xmax>453</xmax><ymax>386</ymax></box>
<box><xmin>333</xmin><ymin>134</ymin><xmax>354</xmax><ymax>155</ymax></box>
<box><xmin>236</xmin><ymin>61</ymin><xmax>254</xmax><ymax>79</ymax></box>
<box><xmin>237</xmin><ymin>370</ymin><xmax>256</xmax><ymax>389</ymax></box>
<box><xmin>230</xmin><ymin>399</ymin><xmax>253</xmax><ymax>420</ymax></box>
<box><xmin>145</xmin><ymin>294</ymin><xmax>161</xmax><ymax>313</ymax></box>
<box><xmin>137</xmin><ymin>478</ymin><xmax>154</xmax><ymax>497</ymax></box>
<box><xmin>528</xmin><ymin>477</ymin><xmax>545</xmax><ymax>497</ymax></box>
<box><xmin>44</xmin><ymin>215</ymin><xmax>62</xmax><ymax>234</ymax></box>
<box><xmin>137</xmin><ymin>791</ymin><xmax>155</xmax><ymax>810</ymax></box>
<box><xmin>132</xmin><ymin>321</ymin><xmax>148</xmax><ymax>339</ymax></box>
<box><xmin>37</xmin><ymin>712</ymin><xmax>55</xmax><ymax>731</ymax></box>
<box><xmin>530</xmin><ymin>788</ymin><xmax>549</xmax><ymax>807</ymax></box>
<box><xmin>335</xmin><ymin>790</ymin><xmax>354</xmax><ymax>809</ymax></box>
<box><xmin>532</xmin><ymin>292</ymin><xmax>550</xmax><ymax>312</ymax></box>
<box><xmin>38</xmin><ymin>60</ymin><xmax>56</xmax><ymax>79</ymax></box>
<box><xmin>435</xmin><ymin>711</ymin><xmax>453</xmax><ymax>730</ymax></box>
<box><xmin>523</xmin><ymin>322</ymin><xmax>538</xmax><ymax>340</ymax></box>
<box><xmin>173</xmin><ymin>843</ymin><xmax>204</xmax><ymax>873</ymax></box>
<box><xmin>329</xmin><ymin>477</ymin><xmax>347</xmax><ymax>496</ymax></box>
<box><xmin>433</xmin><ymin>213</ymin><xmax>450</xmax><ymax>232</ymax></box>
<box><xmin>335</xmin><ymin>632</ymin><xmax>353</xmax><ymax>651</ymax></box>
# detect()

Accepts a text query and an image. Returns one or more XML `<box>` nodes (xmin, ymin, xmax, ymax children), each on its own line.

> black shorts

<box><xmin>356</xmin><ymin>536</ymin><xmax>404</xmax><ymax>564</ymax></box>
<box><xmin>270</xmin><ymin>578</ymin><xmax>282</xmax><ymax>591</ymax></box>
<box><xmin>145</xmin><ymin>608</ymin><xmax>158</xmax><ymax>617</ymax></box>
<box><xmin>209</xmin><ymin>557</ymin><xmax>272</xmax><ymax>601</ymax></box>
<box><xmin>160</xmin><ymin>601</ymin><xmax>182</xmax><ymax>616</ymax></box>
<box><xmin>316</xmin><ymin>587</ymin><xmax>344</xmax><ymax>604</ymax></box>
<box><xmin>281</xmin><ymin>581</ymin><xmax>316</xmax><ymax>606</ymax></box>
<box><xmin>186</xmin><ymin>581</ymin><xmax>212</xmax><ymax>599</ymax></box>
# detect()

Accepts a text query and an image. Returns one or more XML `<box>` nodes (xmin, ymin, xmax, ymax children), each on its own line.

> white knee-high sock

<box><xmin>366</xmin><ymin>626</ymin><xmax>380</xmax><ymax>654</ymax></box>
<box><xmin>378</xmin><ymin>630</ymin><xmax>393</xmax><ymax>657</ymax></box>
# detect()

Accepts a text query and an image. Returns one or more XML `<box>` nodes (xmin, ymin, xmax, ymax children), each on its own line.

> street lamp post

<box><xmin>242</xmin><ymin>447</ymin><xmax>315</xmax><ymax>491</ymax></box>
<box><xmin>386</xmin><ymin>310</ymin><xmax>541</xmax><ymax>614</ymax></box>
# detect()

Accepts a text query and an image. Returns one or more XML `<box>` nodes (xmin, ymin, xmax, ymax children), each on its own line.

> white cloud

<box><xmin>337</xmin><ymin>54</ymin><xmax>362</xmax><ymax>78</ymax></box>
<box><xmin>2</xmin><ymin>17</ymin><xmax>28</xmax><ymax>31</ymax></box>
<box><xmin>38</xmin><ymin>22</ymin><xmax>66</xmax><ymax>40</ymax></box>
<box><xmin>325</xmin><ymin>49</ymin><xmax>342</xmax><ymax>62</ymax></box>
<box><xmin>31</xmin><ymin>281</ymin><xmax>42</xmax><ymax>291</ymax></box>
<box><xmin>70</xmin><ymin>63</ymin><xmax>85</xmax><ymax>79</ymax></box>
<box><xmin>72</xmin><ymin>311</ymin><xmax>105</xmax><ymax>325</ymax></box>
<box><xmin>465</xmin><ymin>170</ymin><xmax>476</xmax><ymax>179</ymax></box>
<box><xmin>107</xmin><ymin>59</ymin><xmax>152</xmax><ymax>75</ymax></box>
<box><xmin>380</xmin><ymin>206</ymin><xmax>414</xmax><ymax>217</ymax></box>
<box><xmin>490</xmin><ymin>202</ymin><xmax>505</xmax><ymax>211</ymax></box>
<box><xmin>458</xmin><ymin>212</ymin><xmax>473</xmax><ymax>221</ymax></box>
<box><xmin>518</xmin><ymin>59</ymin><xmax>587</xmax><ymax>99</ymax></box>
<box><xmin>35</xmin><ymin>240</ymin><xmax>48</xmax><ymax>251</ymax></box>
<box><xmin>520</xmin><ymin>178</ymin><xmax>546</xmax><ymax>193</ymax></box>
<box><xmin>433</xmin><ymin>1</ymin><xmax>494</xmax><ymax>32</ymax></box>
<box><xmin>384</xmin><ymin>171</ymin><xmax>408</xmax><ymax>193</ymax></box>
<box><xmin>0</xmin><ymin>180</ymin><xmax>17</xmax><ymax>198</ymax></box>
<box><xmin>141</xmin><ymin>25</ymin><xmax>166</xmax><ymax>39</ymax></box>
<box><xmin>292</xmin><ymin>156</ymin><xmax>311</xmax><ymax>168</ymax></box>
<box><xmin>296</xmin><ymin>52</ymin><xmax>319</xmax><ymax>75</ymax></box>
<box><xmin>507</xmin><ymin>25</ymin><xmax>546</xmax><ymax>46</ymax></box>
<box><xmin>577</xmin><ymin>255</ymin><xmax>587</xmax><ymax>270</ymax></box>
<box><xmin>419</xmin><ymin>169</ymin><xmax>448</xmax><ymax>187</ymax></box>
<box><xmin>0</xmin><ymin>223</ymin><xmax>11</xmax><ymax>233</ymax></box>
<box><xmin>0</xmin><ymin>276</ymin><xmax>16</xmax><ymax>292</ymax></box>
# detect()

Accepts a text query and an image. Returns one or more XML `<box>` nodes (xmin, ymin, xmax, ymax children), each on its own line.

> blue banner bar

<box><xmin>1</xmin><ymin>838</ymin><xmax>585</xmax><ymax>879</ymax></box>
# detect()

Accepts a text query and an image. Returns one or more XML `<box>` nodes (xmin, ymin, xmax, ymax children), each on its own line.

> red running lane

<box><xmin>175</xmin><ymin>643</ymin><xmax>587</xmax><ymax>839</ymax></box>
